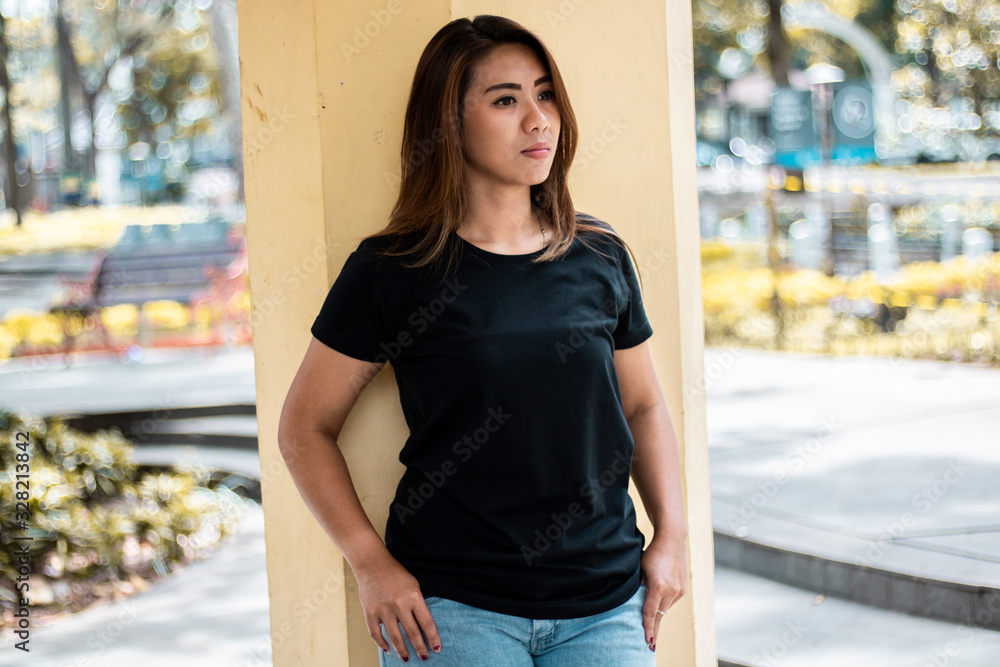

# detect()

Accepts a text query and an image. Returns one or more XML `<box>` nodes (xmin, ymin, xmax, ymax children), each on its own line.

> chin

<box><xmin>526</xmin><ymin>168</ymin><xmax>554</xmax><ymax>185</ymax></box>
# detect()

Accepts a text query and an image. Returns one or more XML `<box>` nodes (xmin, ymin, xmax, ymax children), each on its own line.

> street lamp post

<box><xmin>804</xmin><ymin>63</ymin><xmax>845</xmax><ymax>277</ymax></box>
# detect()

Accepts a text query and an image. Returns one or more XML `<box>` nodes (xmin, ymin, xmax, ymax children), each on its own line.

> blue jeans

<box><xmin>378</xmin><ymin>583</ymin><xmax>656</xmax><ymax>666</ymax></box>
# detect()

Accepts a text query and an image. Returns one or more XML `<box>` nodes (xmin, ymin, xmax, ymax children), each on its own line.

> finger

<box><xmin>382</xmin><ymin>616</ymin><xmax>411</xmax><ymax>662</ymax></box>
<box><xmin>653</xmin><ymin>604</ymin><xmax>665</xmax><ymax>648</ymax></box>
<box><xmin>641</xmin><ymin>590</ymin><xmax>659</xmax><ymax>647</ymax></box>
<box><xmin>370</xmin><ymin>620</ymin><xmax>392</xmax><ymax>655</ymax></box>
<box><xmin>413</xmin><ymin>601</ymin><xmax>442</xmax><ymax>654</ymax></box>
<box><xmin>398</xmin><ymin>611</ymin><xmax>431</xmax><ymax>661</ymax></box>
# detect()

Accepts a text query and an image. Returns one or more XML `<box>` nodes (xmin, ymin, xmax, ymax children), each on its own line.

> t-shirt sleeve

<box><xmin>310</xmin><ymin>240</ymin><xmax>389</xmax><ymax>363</ymax></box>
<box><xmin>612</xmin><ymin>240</ymin><xmax>654</xmax><ymax>350</ymax></box>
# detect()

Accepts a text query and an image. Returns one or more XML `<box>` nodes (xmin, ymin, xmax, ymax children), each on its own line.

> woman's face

<box><xmin>459</xmin><ymin>43</ymin><xmax>561</xmax><ymax>192</ymax></box>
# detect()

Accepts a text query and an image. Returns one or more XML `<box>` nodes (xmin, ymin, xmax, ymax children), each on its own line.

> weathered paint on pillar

<box><xmin>237</xmin><ymin>0</ymin><xmax>714</xmax><ymax>665</ymax></box>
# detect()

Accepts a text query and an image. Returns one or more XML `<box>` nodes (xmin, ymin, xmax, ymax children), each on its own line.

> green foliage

<box><xmin>0</xmin><ymin>407</ymin><xmax>243</xmax><ymax>611</ymax></box>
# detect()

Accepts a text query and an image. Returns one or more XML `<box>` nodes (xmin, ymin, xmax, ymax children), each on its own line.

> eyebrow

<box><xmin>484</xmin><ymin>75</ymin><xmax>552</xmax><ymax>93</ymax></box>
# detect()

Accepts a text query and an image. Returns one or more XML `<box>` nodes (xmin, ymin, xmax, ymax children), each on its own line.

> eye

<box><xmin>493</xmin><ymin>95</ymin><xmax>516</xmax><ymax>106</ymax></box>
<box><xmin>539</xmin><ymin>89</ymin><xmax>556</xmax><ymax>101</ymax></box>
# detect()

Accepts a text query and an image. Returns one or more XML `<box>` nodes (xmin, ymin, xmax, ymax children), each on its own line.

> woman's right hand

<box><xmin>357</xmin><ymin>554</ymin><xmax>442</xmax><ymax>661</ymax></box>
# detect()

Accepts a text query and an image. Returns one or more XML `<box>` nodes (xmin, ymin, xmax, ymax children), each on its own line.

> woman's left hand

<box><xmin>639</xmin><ymin>533</ymin><xmax>689</xmax><ymax>652</ymax></box>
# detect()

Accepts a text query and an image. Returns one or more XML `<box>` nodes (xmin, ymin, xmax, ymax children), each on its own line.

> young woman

<box><xmin>278</xmin><ymin>15</ymin><xmax>689</xmax><ymax>666</ymax></box>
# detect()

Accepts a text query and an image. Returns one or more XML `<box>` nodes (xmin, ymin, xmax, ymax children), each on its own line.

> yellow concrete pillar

<box><xmin>238</xmin><ymin>1</ymin><xmax>714</xmax><ymax>665</ymax></box>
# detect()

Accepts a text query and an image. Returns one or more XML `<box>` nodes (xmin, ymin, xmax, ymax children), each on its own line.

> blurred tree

<box><xmin>693</xmin><ymin>0</ymin><xmax>890</xmax><ymax>96</ymax></box>
<box><xmin>57</xmin><ymin>0</ymin><xmax>225</xmax><ymax>197</ymax></box>
<box><xmin>0</xmin><ymin>10</ymin><xmax>24</xmax><ymax>226</ymax></box>
<box><xmin>893</xmin><ymin>0</ymin><xmax>1000</xmax><ymax>132</ymax></box>
<box><xmin>692</xmin><ymin>0</ymin><xmax>1000</xmax><ymax>137</ymax></box>
<box><xmin>767</xmin><ymin>0</ymin><xmax>790</xmax><ymax>85</ymax></box>
<box><xmin>206</xmin><ymin>0</ymin><xmax>243</xmax><ymax>201</ymax></box>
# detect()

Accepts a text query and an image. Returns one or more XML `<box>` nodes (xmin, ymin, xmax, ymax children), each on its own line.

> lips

<box><xmin>521</xmin><ymin>143</ymin><xmax>551</xmax><ymax>154</ymax></box>
<box><xmin>521</xmin><ymin>143</ymin><xmax>551</xmax><ymax>159</ymax></box>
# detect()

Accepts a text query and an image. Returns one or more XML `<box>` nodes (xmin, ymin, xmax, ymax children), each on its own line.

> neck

<box><xmin>458</xmin><ymin>177</ymin><xmax>544</xmax><ymax>245</ymax></box>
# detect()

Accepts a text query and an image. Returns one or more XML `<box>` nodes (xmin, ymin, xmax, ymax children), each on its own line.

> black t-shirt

<box><xmin>310</xmin><ymin>215</ymin><xmax>654</xmax><ymax>619</ymax></box>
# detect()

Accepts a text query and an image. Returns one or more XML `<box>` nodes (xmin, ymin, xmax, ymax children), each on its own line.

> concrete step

<box><xmin>713</xmin><ymin>496</ymin><xmax>1000</xmax><ymax>630</ymax></box>
<box><xmin>0</xmin><ymin>345</ymin><xmax>257</xmax><ymax>418</ymax></box>
<box><xmin>706</xmin><ymin>347</ymin><xmax>1000</xmax><ymax>629</ymax></box>
<box><xmin>129</xmin><ymin>444</ymin><xmax>263</xmax><ymax>501</ymax></box>
<box><xmin>714</xmin><ymin>565</ymin><xmax>1000</xmax><ymax>667</ymax></box>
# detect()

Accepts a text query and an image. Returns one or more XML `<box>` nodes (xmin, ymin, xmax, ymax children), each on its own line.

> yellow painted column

<box><xmin>237</xmin><ymin>1</ymin><xmax>714</xmax><ymax>665</ymax></box>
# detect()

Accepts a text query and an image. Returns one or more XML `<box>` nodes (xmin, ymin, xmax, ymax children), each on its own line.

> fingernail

<box><xmin>432</xmin><ymin>644</ymin><xmax>441</xmax><ymax>652</ymax></box>
<box><xmin>648</xmin><ymin>636</ymin><xmax>654</xmax><ymax>645</ymax></box>
<box><xmin>402</xmin><ymin>657</ymin><xmax>409</xmax><ymax>662</ymax></box>
<box><xmin>421</xmin><ymin>655</ymin><xmax>428</xmax><ymax>661</ymax></box>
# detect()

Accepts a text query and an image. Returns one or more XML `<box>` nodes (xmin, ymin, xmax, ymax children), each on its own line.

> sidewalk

<box><xmin>0</xmin><ymin>344</ymin><xmax>257</xmax><ymax>418</ymax></box>
<box><xmin>706</xmin><ymin>347</ymin><xmax>1000</xmax><ymax>664</ymax></box>
<box><xmin>707</xmin><ymin>347</ymin><xmax>1000</xmax><ymax>585</ymax></box>
<box><xmin>0</xmin><ymin>494</ymin><xmax>270</xmax><ymax>667</ymax></box>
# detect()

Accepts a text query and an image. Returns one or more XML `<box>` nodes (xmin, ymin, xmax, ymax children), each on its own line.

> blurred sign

<box><xmin>769</xmin><ymin>88</ymin><xmax>817</xmax><ymax>168</ymax></box>
<box><xmin>769</xmin><ymin>79</ymin><xmax>876</xmax><ymax>168</ymax></box>
<box><xmin>830</xmin><ymin>80</ymin><xmax>876</xmax><ymax>164</ymax></box>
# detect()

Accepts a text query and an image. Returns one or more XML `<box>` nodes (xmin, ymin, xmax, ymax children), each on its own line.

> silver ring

<box><xmin>655</xmin><ymin>609</ymin><xmax>667</xmax><ymax>615</ymax></box>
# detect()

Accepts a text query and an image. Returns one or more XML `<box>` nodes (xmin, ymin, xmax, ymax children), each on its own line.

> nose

<box><xmin>523</xmin><ymin>97</ymin><xmax>552</xmax><ymax>134</ymax></box>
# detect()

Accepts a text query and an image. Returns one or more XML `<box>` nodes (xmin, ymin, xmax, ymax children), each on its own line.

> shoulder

<box><xmin>349</xmin><ymin>231</ymin><xmax>421</xmax><ymax>268</ymax></box>
<box><xmin>356</xmin><ymin>232</ymin><xmax>402</xmax><ymax>255</ymax></box>
<box><xmin>352</xmin><ymin>230</ymin><xmax>452</xmax><ymax>284</ymax></box>
<box><xmin>574</xmin><ymin>211</ymin><xmax>627</xmax><ymax>260</ymax></box>
<box><xmin>328</xmin><ymin>235</ymin><xmax>404</xmax><ymax>288</ymax></box>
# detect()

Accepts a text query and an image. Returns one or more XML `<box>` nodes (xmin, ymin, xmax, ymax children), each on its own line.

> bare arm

<box><xmin>614</xmin><ymin>339</ymin><xmax>689</xmax><ymax>650</ymax></box>
<box><xmin>277</xmin><ymin>336</ymin><xmax>393</xmax><ymax>574</ymax></box>
<box><xmin>277</xmin><ymin>336</ymin><xmax>441</xmax><ymax>660</ymax></box>
<box><xmin>614</xmin><ymin>340</ymin><xmax>688</xmax><ymax>541</ymax></box>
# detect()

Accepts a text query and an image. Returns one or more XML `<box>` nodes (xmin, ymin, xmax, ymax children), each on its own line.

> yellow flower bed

<box><xmin>143</xmin><ymin>300</ymin><xmax>190</xmax><ymax>331</ymax></box>
<box><xmin>702</xmin><ymin>242</ymin><xmax>1000</xmax><ymax>363</ymax></box>
<box><xmin>0</xmin><ymin>299</ymin><xmax>217</xmax><ymax>360</ymax></box>
<box><xmin>100</xmin><ymin>304</ymin><xmax>140</xmax><ymax>335</ymax></box>
<box><xmin>0</xmin><ymin>205</ymin><xmax>204</xmax><ymax>255</ymax></box>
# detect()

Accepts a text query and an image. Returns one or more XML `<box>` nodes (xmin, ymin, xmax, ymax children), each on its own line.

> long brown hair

<box><xmin>365</xmin><ymin>14</ymin><xmax>640</xmax><ymax>288</ymax></box>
